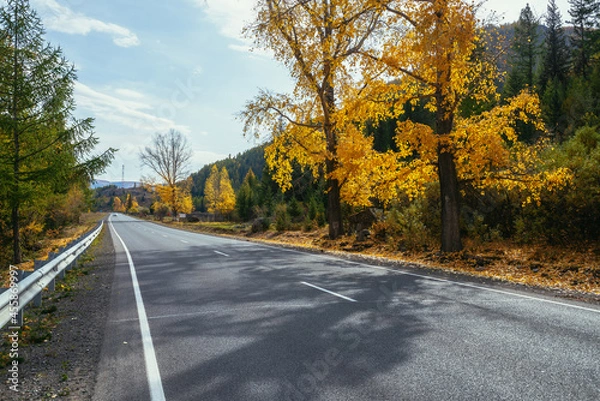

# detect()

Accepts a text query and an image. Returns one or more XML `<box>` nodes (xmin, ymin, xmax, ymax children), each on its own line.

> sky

<box><xmin>20</xmin><ymin>0</ymin><xmax>573</xmax><ymax>182</ymax></box>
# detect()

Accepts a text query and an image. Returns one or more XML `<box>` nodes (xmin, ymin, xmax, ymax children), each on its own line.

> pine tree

<box><xmin>236</xmin><ymin>169</ymin><xmax>259</xmax><ymax>221</ymax></box>
<box><xmin>0</xmin><ymin>0</ymin><xmax>114</xmax><ymax>264</ymax></box>
<box><xmin>504</xmin><ymin>4</ymin><xmax>541</xmax><ymax>98</ymax></box>
<box><xmin>539</xmin><ymin>0</ymin><xmax>571</xmax><ymax>136</ymax></box>
<box><xmin>568</xmin><ymin>0</ymin><xmax>599</xmax><ymax>78</ymax></box>
<box><xmin>539</xmin><ymin>0</ymin><xmax>570</xmax><ymax>92</ymax></box>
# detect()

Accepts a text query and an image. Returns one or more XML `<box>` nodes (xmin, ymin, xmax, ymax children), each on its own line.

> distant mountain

<box><xmin>91</xmin><ymin>180</ymin><xmax>141</xmax><ymax>189</ymax></box>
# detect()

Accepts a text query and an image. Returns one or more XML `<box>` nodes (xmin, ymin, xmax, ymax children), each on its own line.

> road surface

<box><xmin>93</xmin><ymin>213</ymin><xmax>600</xmax><ymax>401</ymax></box>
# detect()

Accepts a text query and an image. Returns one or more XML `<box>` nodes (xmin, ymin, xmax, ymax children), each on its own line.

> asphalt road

<box><xmin>93</xmin><ymin>213</ymin><xmax>600</xmax><ymax>401</ymax></box>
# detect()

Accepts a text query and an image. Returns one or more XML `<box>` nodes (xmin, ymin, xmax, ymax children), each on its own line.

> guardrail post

<box><xmin>16</xmin><ymin>309</ymin><xmax>24</xmax><ymax>327</ymax></box>
<box><xmin>33</xmin><ymin>291</ymin><xmax>42</xmax><ymax>307</ymax></box>
<box><xmin>48</xmin><ymin>278</ymin><xmax>55</xmax><ymax>292</ymax></box>
<box><xmin>34</xmin><ymin>259</ymin><xmax>44</xmax><ymax>270</ymax></box>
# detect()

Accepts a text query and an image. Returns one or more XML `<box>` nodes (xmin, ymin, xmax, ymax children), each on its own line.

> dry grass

<box><xmin>11</xmin><ymin>212</ymin><xmax>107</xmax><ymax>273</ymax></box>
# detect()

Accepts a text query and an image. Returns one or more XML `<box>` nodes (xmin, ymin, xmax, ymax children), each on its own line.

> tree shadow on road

<box><xmin>119</xmin><ymin>242</ymin><xmax>440</xmax><ymax>401</ymax></box>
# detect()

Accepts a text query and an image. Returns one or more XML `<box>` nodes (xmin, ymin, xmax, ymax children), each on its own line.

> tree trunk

<box><xmin>437</xmin><ymin>150</ymin><xmax>462</xmax><ymax>252</ymax></box>
<box><xmin>321</xmin><ymin>43</ymin><xmax>343</xmax><ymax>239</ymax></box>
<box><xmin>11</xmin><ymin>5</ymin><xmax>21</xmax><ymax>265</ymax></box>
<box><xmin>11</xmin><ymin>203</ymin><xmax>21</xmax><ymax>264</ymax></box>
<box><xmin>326</xmin><ymin>159</ymin><xmax>343</xmax><ymax>239</ymax></box>
<box><xmin>436</xmin><ymin>88</ymin><xmax>462</xmax><ymax>252</ymax></box>
<box><xmin>171</xmin><ymin>184</ymin><xmax>178</xmax><ymax>218</ymax></box>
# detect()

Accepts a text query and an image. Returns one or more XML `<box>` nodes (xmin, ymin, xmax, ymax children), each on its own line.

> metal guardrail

<box><xmin>0</xmin><ymin>221</ymin><xmax>104</xmax><ymax>329</ymax></box>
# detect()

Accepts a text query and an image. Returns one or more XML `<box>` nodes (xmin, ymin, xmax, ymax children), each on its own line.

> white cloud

<box><xmin>32</xmin><ymin>0</ymin><xmax>140</xmax><ymax>47</ymax></box>
<box><xmin>115</xmin><ymin>88</ymin><xmax>146</xmax><ymax>99</ymax></box>
<box><xmin>228</xmin><ymin>43</ymin><xmax>273</xmax><ymax>57</ymax></box>
<box><xmin>74</xmin><ymin>82</ymin><xmax>190</xmax><ymax>134</ymax></box>
<box><xmin>190</xmin><ymin>0</ymin><xmax>276</xmax><ymax>56</ymax></box>
<box><xmin>191</xmin><ymin>0</ymin><xmax>256</xmax><ymax>40</ymax></box>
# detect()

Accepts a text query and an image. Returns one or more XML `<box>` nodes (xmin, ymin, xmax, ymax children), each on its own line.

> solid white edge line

<box><xmin>368</xmin><ymin>266</ymin><xmax>600</xmax><ymax>315</ymax></box>
<box><xmin>301</xmin><ymin>281</ymin><xmax>358</xmax><ymax>303</ymax></box>
<box><xmin>116</xmin><ymin>214</ymin><xmax>599</xmax><ymax>315</ymax></box>
<box><xmin>109</xmin><ymin>217</ymin><xmax>167</xmax><ymax>401</ymax></box>
<box><xmin>260</xmin><ymin>244</ymin><xmax>600</xmax><ymax>314</ymax></box>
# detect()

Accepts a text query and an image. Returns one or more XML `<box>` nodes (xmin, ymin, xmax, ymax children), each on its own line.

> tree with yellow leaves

<box><xmin>128</xmin><ymin>196</ymin><xmax>140</xmax><ymax>214</ymax></box>
<box><xmin>204</xmin><ymin>165</ymin><xmax>236</xmax><ymax>216</ymax></box>
<box><xmin>113</xmin><ymin>197</ymin><xmax>125</xmax><ymax>213</ymax></box>
<box><xmin>343</xmin><ymin>0</ymin><xmax>570</xmax><ymax>251</ymax></box>
<box><xmin>240</xmin><ymin>0</ymin><xmax>386</xmax><ymax>239</ymax></box>
<box><xmin>242</xmin><ymin>0</ymin><xmax>571</xmax><ymax>251</ymax></box>
<box><xmin>155</xmin><ymin>184</ymin><xmax>193</xmax><ymax>216</ymax></box>
<box><xmin>204</xmin><ymin>165</ymin><xmax>219</xmax><ymax>214</ymax></box>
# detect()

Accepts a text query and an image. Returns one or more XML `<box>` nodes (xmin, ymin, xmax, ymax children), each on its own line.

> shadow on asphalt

<box><xmin>116</xmin><ymin>242</ymin><xmax>435</xmax><ymax>401</ymax></box>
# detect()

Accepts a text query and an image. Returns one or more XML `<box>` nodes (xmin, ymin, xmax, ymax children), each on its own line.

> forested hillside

<box><xmin>189</xmin><ymin>146</ymin><xmax>266</xmax><ymax>210</ymax></box>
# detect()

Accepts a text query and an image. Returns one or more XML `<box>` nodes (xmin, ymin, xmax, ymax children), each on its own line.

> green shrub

<box><xmin>274</xmin><ymin>203</ymin><xmax>292</xmax><ymax>232</ymax></box>
<box><xmin>382</xmin><ymin>201</ymin><xmax>432</xmax><ymax>251</ymax></box>
<box><xmin>251</xmin><ymin>217</ymin><xmax>270</xmax><ymax>233</ymax></box>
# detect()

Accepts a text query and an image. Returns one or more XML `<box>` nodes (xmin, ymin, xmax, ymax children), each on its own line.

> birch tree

<box><xmin>240</xmin><ymin>0</ymin><xmax>386</xmax><ymax>239</ymax></box>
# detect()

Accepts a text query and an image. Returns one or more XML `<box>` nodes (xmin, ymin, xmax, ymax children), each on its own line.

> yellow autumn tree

<box><xmin>128</xmin><ymin>197</ymin><xmax>140</xmax><ymax>214</ymax></box>
<box><xmin>204</xmin><ymin>165</ymin><xmax>219</xmax><ymax>214</ymax></box>
<box><xmin>240</xmin><ymin>0</ymin><xmax>386</xmax><ymax>239</ymax></box>
<box><xmin>331</xmin><ymin>0</ymin><xmax>570</xmax><ymax>251</ymax></box>
<box><xmin>113</xmin><ymin>197</ymin><xmax>125</xmax><ymax>212</ymax></box>
<box><xmin>242</xmin><ymin>0</ymin><xmax>570</xmax><ymax>250</ymax></box>
<box><xmin>155</xmin><ymin>184</ymin><xmax>193</xmax><ymax>216</ymax></box>
<box><xmin>218</xmin><ymin>167</ymin><xmax>236</xmax><ymax>215</ymax></box>
<box><xmin>204</xmin><ymin>165</ymin><xmax>236</xmax><ymax>216</ymax></box>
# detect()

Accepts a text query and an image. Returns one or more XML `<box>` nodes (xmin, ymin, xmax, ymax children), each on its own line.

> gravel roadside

<box><xmin>2</xmin><ymin>224</ymin><xmax>115</xmax><ymax>401</ymax></box>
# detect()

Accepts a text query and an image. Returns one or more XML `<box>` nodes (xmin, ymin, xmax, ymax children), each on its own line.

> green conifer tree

<box><xmin>0</xmin><ymin>0</ymin><xmax>114</xmax><ymax>264</ymax></box>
